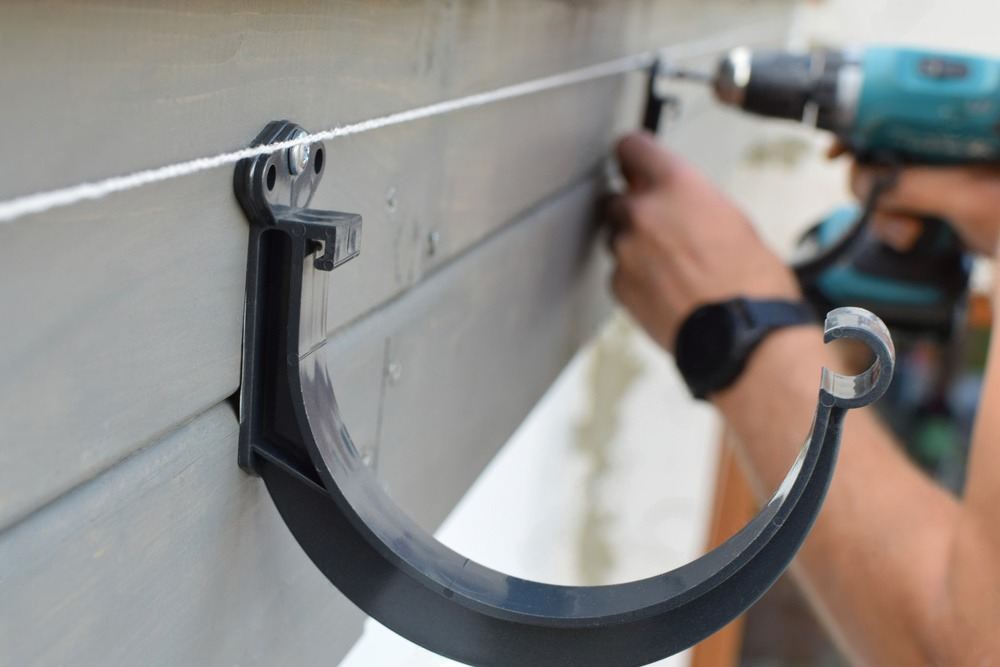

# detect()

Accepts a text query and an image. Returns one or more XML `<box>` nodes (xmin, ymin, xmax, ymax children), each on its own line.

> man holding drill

<box><xmin>606</xmin><ymin>130</ymin><xmax>1000</xmax><ymax>664</ymax></box>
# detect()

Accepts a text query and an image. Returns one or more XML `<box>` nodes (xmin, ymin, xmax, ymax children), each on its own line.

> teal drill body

<box><xmin>852</xmin><ymin>47</ymin><xmax>1000</xmax><ymax>163</ymax></box>
<box><xmin>711</xmin><ymin>45</ymin><xmax>1000</xmax><ymax>164</ymax></box>
<box><xmin>695</xmin><ymin>44</ymin><xmax>992</xmax><ymax>336</ymax></box>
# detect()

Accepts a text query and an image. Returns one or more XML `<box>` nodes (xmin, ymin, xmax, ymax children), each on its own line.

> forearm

<box><xmin>606</xmin><ymin>133</ymin><xmax>1000</xmax><ymax>662</ymax></box>
<box><xmin>712</xmin><ymin>326</ymin><xmax>963</xmax><ymax>665</ymax></box>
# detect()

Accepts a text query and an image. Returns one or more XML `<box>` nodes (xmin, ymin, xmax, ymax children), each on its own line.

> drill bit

<box><xmin>658</xmin><ymin>61</ymin><xmax>715</xmax><ymax>84</ymax></box>
<box><xmin>643</xmin><ymin>58</ymin><xmax>716</xmax><ymax>131</ymax></box>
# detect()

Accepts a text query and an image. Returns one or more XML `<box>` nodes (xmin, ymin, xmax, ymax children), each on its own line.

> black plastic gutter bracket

<box><xmin>234</xmin><ymin>120</ymin><xmax>895</xmax><ymax>667</ymax></box>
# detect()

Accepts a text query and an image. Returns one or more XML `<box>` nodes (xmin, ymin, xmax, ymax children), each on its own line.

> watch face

<box><xmin>676</xmin><ymin>305</ymin><xmax>736</xmax><ymax>378</ymax></box>
<box><xmin>675</xmin><ymin>298</ymin><xmax>813</xmax><ymax>399</ymax></box>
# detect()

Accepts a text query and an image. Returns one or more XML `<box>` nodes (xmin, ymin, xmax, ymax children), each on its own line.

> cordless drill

<box><xmin>653</xmin><ymin>46</ymin><xmax>995</xmax><ymax>337</ymax></box>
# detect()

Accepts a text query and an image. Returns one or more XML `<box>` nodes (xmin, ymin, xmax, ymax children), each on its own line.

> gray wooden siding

<box><xmin>0</xmin><ymin>1</ymin><xmax>791</xmax><ymax>664</ymax></box>
<box><xmin>0</xmin><ymin>178</ymin><xmax>609</xmax><ymax>665</ymax></box>
<box><xmin>0</xmin><ymin>404</ymin><xmax>364</xmax><ymax>667</ymax></box>
<box><xmin>0</xmin><ymin>0</ymin><xmax>788</xmax><ymax>531</ymax></box>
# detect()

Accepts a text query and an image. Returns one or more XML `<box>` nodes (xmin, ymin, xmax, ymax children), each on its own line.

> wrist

<box><xmin>711</xmin><ymin>325</ymin><xmax>828</xmax><ymax>413</ymax></box>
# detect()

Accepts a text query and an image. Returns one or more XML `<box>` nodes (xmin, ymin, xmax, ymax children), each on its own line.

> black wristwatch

<box><xmin>674</xmin><ymin>297</ymin><xmax>816</xmax><ymax>400</ymax></box>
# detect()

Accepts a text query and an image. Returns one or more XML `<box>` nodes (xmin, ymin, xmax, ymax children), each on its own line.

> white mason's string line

<box><xmin>0</xmin><ymin>53</ymin><xmax>653</xmax><ymax>225</ymax></box>
<box><xmin>0</xmin><ymin>18</ymin><xmax>784</xmax><ymax>225</ymax></box>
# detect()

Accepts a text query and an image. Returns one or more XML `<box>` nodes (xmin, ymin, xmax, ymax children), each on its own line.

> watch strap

<box><xmin>738</xmin><ymin>298</ymin><xmax>817</xmax><ymax>333</ymax></box>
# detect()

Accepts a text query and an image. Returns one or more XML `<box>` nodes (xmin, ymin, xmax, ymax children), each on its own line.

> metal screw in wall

<box><xmin>387</xmin><ymin>361</ymin><xmax>403</xmax><ymax>385</ymax></box>
<box><xmin>287</xmin><ymin>128</ymin><xmax>311</xmax><ymax>175</ymax></box>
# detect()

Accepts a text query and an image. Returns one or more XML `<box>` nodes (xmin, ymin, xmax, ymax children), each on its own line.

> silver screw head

<box><xmin>427</xmin><ymin>230</ymin><xmax>441</xmax><ymax>257</ymax></box>
<box><xmin>387</xmin><ymin>361</ymin><xmax>403</xmax><ymax>384</ymax></box>
<box><xmin>288</xmin><ymin>129</ymin><xmax>311</xmax><ymax>175</ymax></box>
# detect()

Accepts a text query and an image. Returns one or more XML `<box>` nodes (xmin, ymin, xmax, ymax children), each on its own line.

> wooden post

<box><xmin>690</xmin><ymin>429</ymin><xmax>757</xmax><ymax>667</ymax></box>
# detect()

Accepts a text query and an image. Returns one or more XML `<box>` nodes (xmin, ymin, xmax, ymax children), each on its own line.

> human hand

<box><xmin>830</xmin><ymin>142</ymin><xmax>1000</xmax><ymax>255</ymax></box>
<box><xmin>606</xmin><ymin>132</ymin><xmax>801</xmax><ymax>353</ymax></box>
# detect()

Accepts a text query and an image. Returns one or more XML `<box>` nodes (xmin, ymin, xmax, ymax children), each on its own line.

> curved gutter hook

<box><xmin>234</xmin><ymin>120</ymin><xmax>895</xmax><ymax>667</ymax></box>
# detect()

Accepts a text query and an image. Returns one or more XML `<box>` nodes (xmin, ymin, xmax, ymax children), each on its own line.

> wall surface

<box><xmin>0</xmin><ymin>1</ymin><xmax>790</xmax><ymax>665</ymax></box>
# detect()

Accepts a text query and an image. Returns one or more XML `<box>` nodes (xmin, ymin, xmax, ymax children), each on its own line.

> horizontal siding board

<box><xmin>0</xmin><ymin>0</ymin><xmax>789</xmax><ymax>200</ymax></box>
<box><xmin>0</xmin><ymin>175</ymin><xmax>248</xmax><ymax>529</ymax></box>
<box><xmin>0</xmin><ymin>403</ymin><xmax>365</xmax><ymax>667</ymax></box>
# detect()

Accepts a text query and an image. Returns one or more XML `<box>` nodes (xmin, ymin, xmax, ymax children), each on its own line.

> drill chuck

<box><xmin>714</xmin><ymin>48</ymin><xmax>863</xmax><ymax>135</ymax></box>
<box><xmin>704</xmin><ymin>45</ymin><xmax>1000</xmax><ymax>163</ymax></box>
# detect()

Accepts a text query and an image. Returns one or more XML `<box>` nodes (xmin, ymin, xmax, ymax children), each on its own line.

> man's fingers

<box><xmin>851</xmin><ymin>163</ymin><xmax>964</xmax><ymax>218</ymax></box>
<box><xmin>870</xmin><ymin>212</ymin><xmax>924</xmax><ymax>252</ymax></box>
<box><xmin>849</xmin><ymin>163</ymin><xmax>895</xmax><ymax>202</ymax></box>
<box><xmin>827</xmin><ymin>140</ymin><xmax>850</xmax><ymax>160</ymax></box>
<box><xmin>880</xmin><ymin>168</ymin><xmax>965</xmax><ymax>214</ymax></box>
<box><xmin>616</xmin><ymin>131</ymin><xmax>675</xmax><ymax>191</ymax></box>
